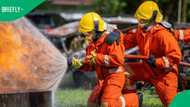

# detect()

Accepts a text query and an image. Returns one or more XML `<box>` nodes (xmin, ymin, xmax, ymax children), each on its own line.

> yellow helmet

<box><xmin>135</xmin><ymin>1</ymin><xmax>163</xmax><ymax>23</ymax></box>
<box><xmin>79</xmin><ymin>12</ymin><xmax>106</xmax><ymax>33</ymax></box>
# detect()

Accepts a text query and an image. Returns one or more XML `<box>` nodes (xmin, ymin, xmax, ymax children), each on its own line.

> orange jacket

<box><xmin>124</xmin><ymin>24</ymin><xmax>182</xmax><ymax>73</ymax></box>
<box><xmin>80</xmin><ymin>30</ymin><xmax>125</xmax><ymax>79</ymax></box>
<box><xmin>124</xmin><ymin>28</ymin><xmax>137</xmax><ymax>49</ymax></box>
<box><xmin>174</xmin><ymin>29</ymin><xmax>190</xmax><ymax>43</ymax></box>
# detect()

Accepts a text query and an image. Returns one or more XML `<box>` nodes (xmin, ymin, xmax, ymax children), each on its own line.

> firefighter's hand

<box><xmin>72</xmin><ymin>57</ymin><xmax>83</xmax><ymax>69</ymax></box>
<box><xmin>147</xmin><ymin>55</ymin><xmax>156</xmax><ymax>68</ymax></box>
<box><xmin>86</xmin><ymin>50</ymin><xmax>96</xmax><ymax>65</ymax></box>
<box><xmin>124</xmin><ymin>72</ymin><xmax>131</xmax><ymax>77</ymax></box>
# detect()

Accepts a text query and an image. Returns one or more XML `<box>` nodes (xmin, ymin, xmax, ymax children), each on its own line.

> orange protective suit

<box><xmin>122</xmin><ymin>78</ymin><xmax>139</xmax><ymax>107</ymax></box>
<box><xmin>88</xmin><ymin>79</ymin><xmax>139</xmax><ymax>107</ymax></box>
<box><xmin>174</xmin><ymin>29</ymin><xmax>190</xmax><ymax>43</ymax></box>
<box><xmin>81</xmin><ymin>30</ymin><xmax>126</xmax><ymax>107</ymax></box>
<box><xmin>124</xmin><ymin>24</ymin><xmax>182</xmax><ymax>107</ymax></box>
<box><xmin>123</xmin><ymin>90</ymin><xmax>139</xmax><ymax>107</ymax></box>
<box><xmin>124</xmin><ymin>28</ymin><xmax>137</xmax><ymax>49</ymax></box>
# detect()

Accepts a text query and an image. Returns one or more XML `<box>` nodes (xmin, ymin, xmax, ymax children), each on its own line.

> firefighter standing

<box><xmin>124</xmin><ymin>1</ymin><xmax>182</xmax><ymax>106</ymax></box>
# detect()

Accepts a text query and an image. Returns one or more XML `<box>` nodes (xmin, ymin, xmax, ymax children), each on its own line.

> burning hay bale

<box><xmin>0</xmin><ymin>18</ymin><xmax>67</xmax><ymax>93</ymax></box>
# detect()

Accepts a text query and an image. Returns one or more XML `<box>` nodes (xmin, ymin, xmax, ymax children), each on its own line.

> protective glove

<box><xmin>147</xmin><ymin>55</ymin><xmax>156</xmax><ymax>68</ymax></box>
<box><xmin>71</xmin><ymin>57</ymin><xmax>83</xmax><ymax>69</ymax></box>
<box><xmin>86</xmin><ymin>50</ymin><xmax>97</xmax><ymax>65</ymax></box>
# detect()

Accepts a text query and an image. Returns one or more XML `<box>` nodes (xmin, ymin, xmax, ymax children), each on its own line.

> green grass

<box><xmin>55</xmin><ymin>88</ymin><xmax>163</xmax><ymax>107</ymax></box>
<box><xmin>55</xmin><ymin>88</ymin><xmax>91</xmax><ymax>107</ymax></box>
<box><xmin>142</xmin><ymin>89</ymin><xmax>163</xmax><ymax>107</ymax></box>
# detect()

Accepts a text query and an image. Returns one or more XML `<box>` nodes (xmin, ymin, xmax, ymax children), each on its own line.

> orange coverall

<box><xmin>122</xmin><ymin>90</ymin><xmax>139</xmax><ymax>107</ymax></box>
<box><xmin>87</xmin><ymin>78</ymin><xmax>140</xmax><ymax>107</ymax></box>
<box><xmin>80</xmin><ymin>30</ymin><xmax>126</xmax><ymax>107</ymax></box>
<box><xmin>122</xmin><ymin>78</ymin><xmax>139</xmax><ymax>107</ymax></box>
<box><xmin>174</xmin><ymin>29</ymin><xmax>190</xmax><ymax>43</ymax></box>
<box><xmin>124</xmin><ymin>24</ymin><xmax>182</xmax><ymax>107</ymax></box>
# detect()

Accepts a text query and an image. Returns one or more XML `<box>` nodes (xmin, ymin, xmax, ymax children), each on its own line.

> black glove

<box><xmin>147</xmin><ymin>55</ymin><xmax>156</xmax><ymax>68</ymax></box>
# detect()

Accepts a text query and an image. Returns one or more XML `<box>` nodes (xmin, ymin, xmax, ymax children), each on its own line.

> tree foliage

<box><xmin>93</xmin><ymin>0</ymin><xmax>190</xmax><ymax>22</ymax></box>
<box><xmin>93</xmin><ymin>0</ymin><xmax>127</xmax><ymax>16</ymax></box>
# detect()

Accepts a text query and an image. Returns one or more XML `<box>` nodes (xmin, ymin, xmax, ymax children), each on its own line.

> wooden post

<box><xmin>0</xmin><ymin>91</ymin><xmax>52</xmax><ymax>107</ymax></box>
<box><xmin>178</xmin><ymin>0</ymin><xmax>187</xmax><ymax>23</ymax></box>
<box><xmin>178</xmin><ymin>0</ymin><xmax>182</xmax><ymax>23</ymax></box>
<box><xmin>182</xmin><ymin>0</ymin><xmax>187</xmax><ymax>22</ymax></box>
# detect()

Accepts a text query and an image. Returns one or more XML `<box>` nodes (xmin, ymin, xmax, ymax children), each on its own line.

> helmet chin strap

<box><xmin>92</xmin><ymin>31</ymin><xmax>102</xmax><ymax>42</ymax></box>
<box><xmin>143</xmin><ymin>22</ymin><xmax>154</xmax><ymax>31</ymax></box>
<box><xmin>92</xmin><ymin>20</ymin><xmax>104</xmax><ymax>42</ymax></box>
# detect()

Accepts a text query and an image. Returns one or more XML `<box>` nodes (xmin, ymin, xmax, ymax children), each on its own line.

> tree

<box><xmin>182</xmin><ymin>0</ymin><xmax>187</xmax><ymax>22</ymax></box>
<box><xmin>93</xmin><ymin>0</ymin><xmax>126</xmax><ymax>16</ymax></box>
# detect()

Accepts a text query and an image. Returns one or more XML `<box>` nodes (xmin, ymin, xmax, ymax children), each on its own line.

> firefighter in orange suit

<box><xmin>72</xmin><ymin>12</ymin><xmax>126</xmax><ymax>107</ymax></box>
<box><xmin>124</xmin><ymin>1</ymin><xmax>182</xmax><ymax>106</ymax></box>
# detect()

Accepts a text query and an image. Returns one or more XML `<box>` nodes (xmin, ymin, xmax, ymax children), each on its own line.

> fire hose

<box><xmin>125</xmin><ymin>54</ymin><xmax>190</xmax><ymax>67</ymax></box>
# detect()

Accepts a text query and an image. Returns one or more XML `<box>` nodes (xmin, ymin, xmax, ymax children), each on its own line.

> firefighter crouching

<box><xmin>124</xmin><ymin>1</ymin><xmax>182</xmax><ymax>107</ymax></box>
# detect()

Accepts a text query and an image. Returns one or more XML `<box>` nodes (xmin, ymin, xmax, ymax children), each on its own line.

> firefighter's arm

<box><xmin>72</xmin><ymin>45</ymin><xmax>95</xmax><ymax>72</ymax></box>
<box><xmin>183</xmin><ymin>29</ymin><xmax>190</xmax><ymax>43</ymax></box>
<box><xmin>79</xmin><ymin>59</ymin><xmax>95</xmax><ymax>72</ymax></box>
<box><xmin>95</xmin><ymin>42</ymin><xmax>125</xmax><ymax>67</ymax></box>
<box><xmin>71</xmin><ymin>56</ymin><xmax>95</xmax><ymax>72</ymax></box>
<box><xmin>175</xmin><ymin>29</ymin><xmax>190</xmax><ymax>43</ymax></box>
<box><xmin>155</xmin><ymin>31</ymin><xmax>182</xmax><ymax>70</ymax></box>
<box><xmin>124</xmin><ymin>30</ymin><xmax>138</xmax><ymax>49</ymax></box>
<box><xmin>86</xmin><ymin>31</ymin><xmax>125</xmax><ymax>67</ymax></box>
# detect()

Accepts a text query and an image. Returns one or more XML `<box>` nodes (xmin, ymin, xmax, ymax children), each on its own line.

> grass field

<box><xmin>55</xmin><ymin>88</ymin><xmax>163</xmax><ymax>107</ymax></box>
<box><xmin>55</xmin><ymin>88</ymin><xmax>90</xmax><ymax>107</ymax></box>
<box><xmin>142</xmin><ymin>89</ymin><xmax>163</xmax><ymax>107</ymax></box>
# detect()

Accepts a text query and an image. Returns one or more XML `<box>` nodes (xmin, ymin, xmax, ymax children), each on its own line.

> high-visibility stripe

<box><xmin>179</xmin><ymin>30</ymin><xmax>184</xmax><ymax>40</ymax></box>
<box><xmin>120</xmin><ymin>95</ymin><xmax>126</xmax><ymax>107</ymax></box>
<box><xmin>162</xmin><ymin>56</ymin><xmax>170</xmax><ymax>68</ymax></box>
<box><xmin>104</xmin><ymin>55</ymin><xmax>109</xmax><ymax>66</ymax></box>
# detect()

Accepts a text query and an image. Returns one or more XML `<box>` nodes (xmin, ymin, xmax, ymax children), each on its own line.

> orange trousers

<box><xmin>122</xmin><ymin>89</ymin><xmax>139</xmax><ymax>107</ymax></box>
<box><xmin>88</xmin><ymin>80</ymin><xmax>139</xmax><ymax>107</ymax></box>
<box><xmin>127</xmin><ymin>62</ymin><xmax>178</xmax><ymax>107</ymax></box>
<box><xmin>88</xmin><ymin>62</ymin><xmax>177</xmax><ymax>107</ymax></box>
<box><xmin>88</xmin><ymin>72</ymin><xmax>125</xmax><ymax>107</ymax></box>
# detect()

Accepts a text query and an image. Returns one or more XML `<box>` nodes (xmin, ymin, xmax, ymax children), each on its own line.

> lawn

<box><xmin>142</xmin><ymin>89</ymin><xmax>163</xmax><ymax>107</ymax></box>
<box><xmin>55</xmin><ymin>88</ymin><xmax>163</xmax><ymax>107</ymax></box>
